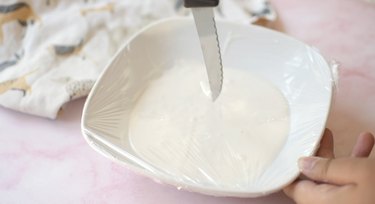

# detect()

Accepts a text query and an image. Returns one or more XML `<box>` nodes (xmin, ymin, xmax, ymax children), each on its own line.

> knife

<box><xmin>184</xmin><ymin>0</ymin><xmax>223</xmax><ymax>101</ymax></box>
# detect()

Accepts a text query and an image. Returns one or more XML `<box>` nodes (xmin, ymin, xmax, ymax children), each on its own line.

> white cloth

<box><xmin>0</xmin><ymin>0</ymin><xmax>276</xmax><ymax>119</ymax></box>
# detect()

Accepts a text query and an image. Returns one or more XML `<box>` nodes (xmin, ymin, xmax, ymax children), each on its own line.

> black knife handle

<box><xmin>184</xmin><ymin>0</ymin><xmax>219</xmax><ymax>8</ymax></box>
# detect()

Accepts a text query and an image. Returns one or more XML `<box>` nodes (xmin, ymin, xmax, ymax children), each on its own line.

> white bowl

<box><xmin>81</xmin><ymin>18</ymin><xmax>334</xmax><ymax>197</ymax></box>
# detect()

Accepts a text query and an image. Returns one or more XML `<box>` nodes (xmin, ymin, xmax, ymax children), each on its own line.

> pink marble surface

<box><xmin>1</xmin><ymin>0</ymin><xmax>374</xmax><ymax>203</ymax></box>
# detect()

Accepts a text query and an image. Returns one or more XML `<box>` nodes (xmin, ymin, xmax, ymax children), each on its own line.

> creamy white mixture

<box><xmin>129</xmin><ymin>61</ymin><xmax>290</xmax><ymax>188</ymax></box>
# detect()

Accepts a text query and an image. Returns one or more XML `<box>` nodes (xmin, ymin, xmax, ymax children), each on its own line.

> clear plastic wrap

<box><xmin>81</xmin><ymin>18</ymin><xmax>336</xmax><ymax>197</ymax></box>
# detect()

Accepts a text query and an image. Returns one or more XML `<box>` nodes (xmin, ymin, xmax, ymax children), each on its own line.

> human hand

<box><xmin>284</xmin><ymin>129</ymin><xmax>375</xmax><ymax>204</ymax></box>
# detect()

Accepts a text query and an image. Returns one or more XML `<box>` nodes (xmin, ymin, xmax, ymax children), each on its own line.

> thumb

<box><xmin>298</xmin><ymin>157</ymin><xmax>362</xmax><ymax>185</ymax></box>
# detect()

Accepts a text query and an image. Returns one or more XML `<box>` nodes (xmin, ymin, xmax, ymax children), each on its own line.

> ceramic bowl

<box><xmin>81</xmin><ymin>18</ymin><xmax>334</xmax><ymax>197</ymax></box>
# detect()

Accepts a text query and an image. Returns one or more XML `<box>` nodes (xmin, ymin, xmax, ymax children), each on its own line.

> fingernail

<box><xmin>298</xmin><ymin>157</ymin><xmax>319</xmax><ymax>172</ymax></box>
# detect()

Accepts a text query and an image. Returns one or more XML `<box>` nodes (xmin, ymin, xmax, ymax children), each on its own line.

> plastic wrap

<box><xmin>81</xmin><ymin>18</ymin><xmax>335</xmax><ymax>197</ymax></box>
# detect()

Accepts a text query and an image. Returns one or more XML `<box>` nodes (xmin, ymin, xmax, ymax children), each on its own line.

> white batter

<box><xmin>129</xmin><ymin>61</ymin><xmax>290</xmax><ymax>189</ymax></box>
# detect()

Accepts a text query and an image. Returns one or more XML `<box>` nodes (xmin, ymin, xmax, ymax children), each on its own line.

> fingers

<box><xmin>317</xmin><ymin>129</ymin><xmax>334</xmax><ymax>158</ymax></box>
<box><xmin>351</xmin><ymin>132</ymin><xmax>374</xmax><ymax>157</ymax></box>
<box><xmin>285</xmin><ymin>131</ymin><xmax>373</xmax><ymax>203</ymax></box>
<box><xmin>284</xmin><ymin>179</ymin><xmax>336</xmax><ymax>204</ymax></box>
<box><xmin>298</xmin><ymin>157</ymin><xmax>364</xmax><ymax>185</ymax></box>
<box><xmin>284</xmin><ymin>180</ymin><xmax>317</xmax><ymax>203</ymax></box>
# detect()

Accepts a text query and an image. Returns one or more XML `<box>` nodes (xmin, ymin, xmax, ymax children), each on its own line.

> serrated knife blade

<box><xmin>191</xmin><ymin>7</ymin><xmax>223</xmax><ymax>101</ymax></box>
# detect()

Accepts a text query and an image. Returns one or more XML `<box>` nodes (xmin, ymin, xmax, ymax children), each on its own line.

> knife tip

<box><xmin>210</xmin><ymin>90</ymin><xmax>221</xmax><ymax>102</ymax></box>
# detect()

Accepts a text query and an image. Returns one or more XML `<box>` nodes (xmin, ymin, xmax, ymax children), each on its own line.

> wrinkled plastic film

<box><xmin>81</xmin><ymin>19</ymin><xmax>334</xmax><ymax>197</ymax></box>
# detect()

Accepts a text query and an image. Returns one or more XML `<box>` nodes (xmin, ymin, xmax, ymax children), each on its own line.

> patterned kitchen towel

<box><xmin>0</xmin><ymin>0</ymin><xmax>276</xmax><ymax>119</ymax></box>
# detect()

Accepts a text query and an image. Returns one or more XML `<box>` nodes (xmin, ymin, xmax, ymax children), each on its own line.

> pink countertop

<box><xmin>1</xmin><ymin>0</ymin><xmax>374</xmax><ymax>203</ymax></box>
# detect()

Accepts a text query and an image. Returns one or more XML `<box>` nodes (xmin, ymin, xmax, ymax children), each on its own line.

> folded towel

<box><xmin>0</xmin><ymin>0</ymin><xmax>276</xmax><ymax>119</ymax></box>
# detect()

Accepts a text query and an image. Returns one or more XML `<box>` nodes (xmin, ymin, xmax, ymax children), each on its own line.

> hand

<box><xmin>284</xmin><ymin>129</ymin><xmax>375</xmax><ymax>204</ymax></box>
